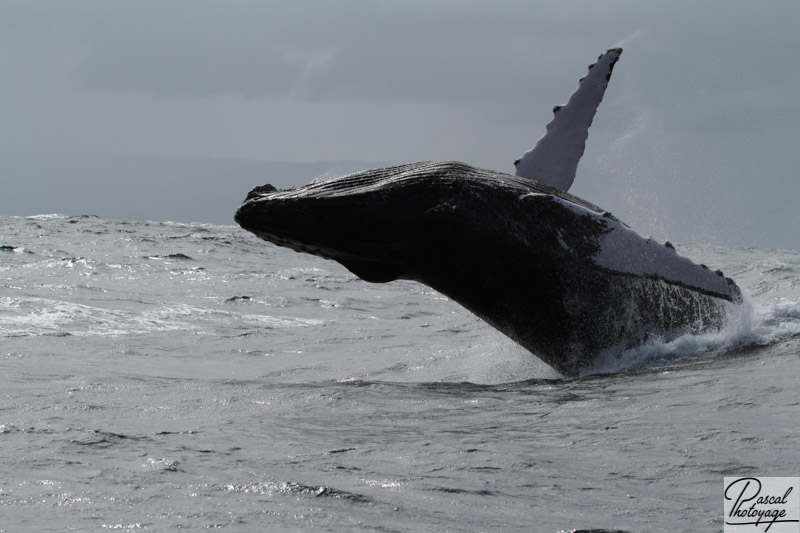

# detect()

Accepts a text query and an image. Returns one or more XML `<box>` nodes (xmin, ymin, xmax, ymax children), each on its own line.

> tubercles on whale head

<box><xmin>245</xmin><ymin>184</ymin><xmax>277</xmax><ymax>200</ymax></box>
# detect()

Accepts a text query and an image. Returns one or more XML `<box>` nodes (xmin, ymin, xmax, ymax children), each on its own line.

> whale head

<box><xmin>235</xmin><ymin>161</ymin><xmax>581</xmax><ymax>285</ymax></box>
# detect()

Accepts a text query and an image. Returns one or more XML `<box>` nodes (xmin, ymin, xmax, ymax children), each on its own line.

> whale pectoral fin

<box><xmin>514</xmin><ymin>48</ymin><xmax>622</xmax><ymax>192</ymax></box>
<box><xmin>340</xmin><ymin>259</ymin><xmax>401</xmax><ymax>283</ymax></box>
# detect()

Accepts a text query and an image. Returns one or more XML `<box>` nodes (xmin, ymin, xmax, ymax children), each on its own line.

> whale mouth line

<box><xmin>238</xmin><ymin>212</ymin><xmax>410</xmax><ymax>281</ymax></box>
<box><xmin>242</xmin><ymin>225</ymin><xmax>395</xmax><ymax>256</ymax></box>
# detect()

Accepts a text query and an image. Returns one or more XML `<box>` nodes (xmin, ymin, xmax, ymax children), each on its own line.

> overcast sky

<box><xmin>2</xmin><ymin>0</ymin><xmax>799</xmax><ymax>249</ymax></box>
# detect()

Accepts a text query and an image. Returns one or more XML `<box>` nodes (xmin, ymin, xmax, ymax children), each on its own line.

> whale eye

<box><xmin>340</xmin><ymin>260</ymin><xmax>402</xmax><ymax>283</ymax></box>
<box><xmin>420</xmin><ymin>203</ymin><xmax>458</xmax><ymax>234</ymax></box>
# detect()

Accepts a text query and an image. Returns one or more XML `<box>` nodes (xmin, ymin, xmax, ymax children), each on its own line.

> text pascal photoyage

<box><xmin>724</xmin><ymin>477</ymin><xmax>800</xmax><ymax>532</ymax></box>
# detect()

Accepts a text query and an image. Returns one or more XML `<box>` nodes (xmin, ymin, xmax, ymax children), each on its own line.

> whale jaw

<box><xmin>236</xmin><ymin>196</ymin><xmax>407</xmax><ymax>283</ymax></box>
<box><xmin>235</xmin><ymin>162</ymin><xmax>447</xmax><ymax>283</ymax></box>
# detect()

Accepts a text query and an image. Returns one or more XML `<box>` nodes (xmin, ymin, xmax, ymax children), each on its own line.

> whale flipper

<box><xmin>514</xmin><ymin>48</ymin><xmax>622</xmax><ymax>192</ymax></box>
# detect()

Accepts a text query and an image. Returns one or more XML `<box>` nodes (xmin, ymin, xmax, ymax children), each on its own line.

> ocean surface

<box><xmin>1</xmin><ymin>214</ymin><xmax>798</xmax><ymax>532</ymax></box>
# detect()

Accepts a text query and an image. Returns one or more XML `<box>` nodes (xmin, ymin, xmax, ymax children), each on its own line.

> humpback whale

<box><xmin>235</xmin><ymin>49</ymin><xmax>743</xmax><ymax>376</ymax></box>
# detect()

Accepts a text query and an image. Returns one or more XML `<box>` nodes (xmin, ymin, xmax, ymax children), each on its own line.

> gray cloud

<box><xmin>9</xmin><ymin>0</ymin><xmax>640</xmax><ymax>102</ymax></box>
<box><xmin>1</xmin><ymin>0</ymin><xmax>799</xmax><ymax>248</ymax></box>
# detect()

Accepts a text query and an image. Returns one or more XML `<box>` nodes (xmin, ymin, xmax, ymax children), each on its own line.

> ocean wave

<box><xmin>0</xmin><ymin>296</ymin><xmax>323</xmax><ymax>338</ymax></box>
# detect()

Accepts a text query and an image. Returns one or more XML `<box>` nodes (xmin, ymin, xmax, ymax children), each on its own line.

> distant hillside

<box><xmin>2</xmin><ymin>153</ymin><xmax>379</xmax><ymax>224</ymax></box>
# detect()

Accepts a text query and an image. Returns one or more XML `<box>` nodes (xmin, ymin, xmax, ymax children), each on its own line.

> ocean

<box><xmin>1</xmin><ymin>214</ymin><xmax>798</xmax><ymax>532</ymax></box>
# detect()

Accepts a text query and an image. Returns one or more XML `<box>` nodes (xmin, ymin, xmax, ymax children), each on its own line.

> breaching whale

<box><xmin>235</xmin><ymin>49</ymin><xmax>743</xmax><ymax>376</ymax></box>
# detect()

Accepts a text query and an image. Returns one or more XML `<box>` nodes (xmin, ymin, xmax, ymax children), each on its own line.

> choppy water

<box><xmin>1</xmin><ymin>214</ymin><xmax>799</xmax><ymax>532</ymax></box>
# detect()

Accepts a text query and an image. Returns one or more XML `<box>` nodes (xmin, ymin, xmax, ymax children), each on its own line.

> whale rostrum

<box><xmin>235</xmin><ymin>48</ymin><xmax>744</xmax><ymax>376</ymax></box>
